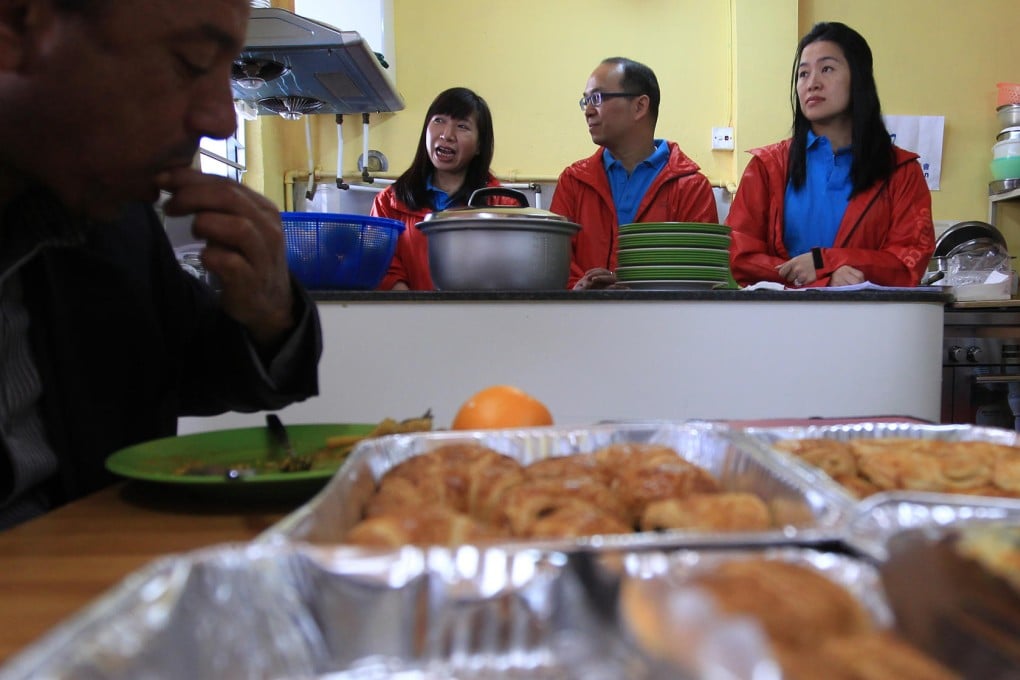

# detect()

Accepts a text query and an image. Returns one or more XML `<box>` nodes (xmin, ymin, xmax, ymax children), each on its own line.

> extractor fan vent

<box><xmin>258</xmin><ymin>96</ymin><xmax>325</xmax><ymax>120</ymax></box>
<box><xmin>232</xmin><ymin>59</ymin><xmax>290</xmax><ymax>90</ymax></box>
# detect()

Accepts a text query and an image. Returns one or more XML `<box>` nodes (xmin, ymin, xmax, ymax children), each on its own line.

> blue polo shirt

<box><xmin>783</xmin><ymin>131</ymin><xmax>852</xmax><ymax>257</ymax></box>
<box><xmin>603</xmin><ymin>139</ymin><xmax>670</xmax><ymax>226</ymax></box>
<box><xmin>425</xmin><ymin>175</ymin><xmax>454</xmax><ymax>211</ymax></box>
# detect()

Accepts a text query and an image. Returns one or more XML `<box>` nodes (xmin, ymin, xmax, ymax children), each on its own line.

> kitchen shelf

<box><xmin>988</xmin><ymin>184</ymin><xmax>1020</xmax><ymax>225</ymax></box>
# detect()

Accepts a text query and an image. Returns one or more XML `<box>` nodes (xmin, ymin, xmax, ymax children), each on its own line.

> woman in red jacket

<box><xmin>372</xmin><ymin>87</ymin><xmax>502</xmax><ymax>290</ymax></box>
<box><xmin>727</xmin><ymin>22</ymin><xmax>934</xmax><ymax>288</ymax></box>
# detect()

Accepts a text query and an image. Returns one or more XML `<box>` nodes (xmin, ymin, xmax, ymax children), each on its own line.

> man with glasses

<box><xmin>551</xmin><ymin>57</ymin><xmax>718</xmax><ymax>289</ymax></box>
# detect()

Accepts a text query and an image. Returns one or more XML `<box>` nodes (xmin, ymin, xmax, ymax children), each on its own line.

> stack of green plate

<box><xmin>616</xmin><ymin>222</ymin><xmax>738</xmax><ymax>290</ymax></box>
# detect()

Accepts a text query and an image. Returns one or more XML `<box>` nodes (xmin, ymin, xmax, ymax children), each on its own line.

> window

<box><xmin>198</xmin><ymin>113</ymin><xmax>246</xmax><ymax>181</ymax></box>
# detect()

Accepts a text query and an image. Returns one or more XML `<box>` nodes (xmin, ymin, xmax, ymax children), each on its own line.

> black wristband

<box><xmin>811</xmin><ymin>247</ymin><xmax>824</xmax><ymax>270</ymax></box>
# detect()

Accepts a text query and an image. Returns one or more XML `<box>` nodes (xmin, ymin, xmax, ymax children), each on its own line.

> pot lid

<box><xmin>423</xmin><ymin>187</ymin><xmax>574</xmax><ymax>223</ymax></box>
<box><xmin>934</xmin><ymin>220</ymin><xmax>1007</xmax><ymax>258</ymax></box>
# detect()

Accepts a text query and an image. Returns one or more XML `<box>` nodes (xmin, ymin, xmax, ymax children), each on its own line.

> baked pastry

<box><xmin>774</xmin><ymin>437</ymin><xmax>859</xmax><ymax>479</ymax></box>
<box><xmin>928</xmin><ymin>441</ymin><xmax>997</xmax><ymax>490</ymax></box>
<box><xmin>349</xmin><ymin>441</ymin><xmax>774</xmax><ymax>548</ymax></box>
<box><xmin>364</xmin><ymin>443</ymin><xmax>525</xmax><ymax>518</ymax></box>
<box><xmin>594</xmin><ymin>443</ymin><xmax>720</xmax><ymax>521</ymax></box>
<box><xmin>773</xmin><ymin>437</ymin><xmax>1020</xmax><ymax>500</ymax></box>
<box><xmin>777</xmin><ymin>632</ymin><xmax>959</xmax><ymax>680</ymax></box>
<box><xmin>992</xmin><ymin>445</ymin><xmax>1020</xmax><ymax>494</ymax></box>
<box><xmin>344</xmin><ymin>506</ymin><xmax>506</xmax><ymax>547</ymax></box>
<box><xmin>623</xmin><ymin>557</ymin><xmax>957</xmax><ymax>679</ymax></box>
<box><xmin>832</xmin><ymin>473</ymin><xmax>881</xmax><ymax>499</ymax></box>
<box><xmin>691</xmin><ymin>559</ymin><xmax>873</xmax><ymax>648</ymax></box>
<box><xmin>524</xmin><ymin>452</ymin><xmax>609</xmax><ymax>484</ymax></box>
<box><xmin>592</xmin><ymin>443</ymin><xmax>682</xmax><ymax>471</ymax></box>
<box><xmin>639</xmin><ymin>492</ymin><xmax>772</xmax><ymax>533</ymax></box>
<box><xmin>489</xmin><ymin>476</ymin><xmax>628</xmax><ymax>535</ymax></box>
<box><xmin>523</xmin><ymin>504</ymin><xmax>632</xmax><ymax>539</ymax></box>
<box><xmin>956</xmin><ymin>523</ymin><xmax>1020</xmax><ymax>594</ymax></box>
<box><xmin>849</xmin><ymin>439</ymin><xmax>948</xmax><ymax>492</ymax></box>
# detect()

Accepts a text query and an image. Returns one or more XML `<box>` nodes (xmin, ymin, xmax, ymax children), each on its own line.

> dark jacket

<box><xmin>18</xmin><ymin>202</ymin><xmax>321</xmax><ymax>505</ymax></box>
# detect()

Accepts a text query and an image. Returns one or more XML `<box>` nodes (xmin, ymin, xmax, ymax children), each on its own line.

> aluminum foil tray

<box><xmin>842</xmin><ymin>493</ymin><xmax>1020</xmax><ymax>560</ymax></box>
<box><xmin>612</xmin><ymin>547</ymin><xmax>895</xmax><ymax>677</ymax></box>
<box><xmin>263</xmin><ymin>422</ymin><xmax>852</xmax><ymax>551</ymax></box>
<box><xmin>872</xmin><ymin>521</ymin><xmax>1020</xmax><ymax>676</ymax></box>
<box><xmin>0</xmin><ymin>541</ymin><xmax>685</xmax><ymax>680</ymax></box>
<box><xmin>735</xmin><ymin>421</ymin><xmax>1020</xmax><ymax>504</ymax></box>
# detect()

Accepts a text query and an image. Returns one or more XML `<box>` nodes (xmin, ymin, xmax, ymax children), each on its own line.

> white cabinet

<box><xmin>178</xmin><ymin>296</ymin><xmax>944</xmax><ymax>434</ymax></box>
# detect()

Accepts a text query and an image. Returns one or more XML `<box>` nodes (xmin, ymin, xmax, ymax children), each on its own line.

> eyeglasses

<box><xmin>578</xmin><ymin>91</ymin><xmax>640</xmax><ymax>110</ymax></box>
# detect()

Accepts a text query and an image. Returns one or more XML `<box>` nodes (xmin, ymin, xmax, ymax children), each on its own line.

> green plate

<box><xmin>622</xmin><ymin>280</ymin><xmax>727</xmax><ymax>290</ymax></box>
<box><xmin>617</xmin><ymin>233</ymin><xmax>730</xmax><ymax>249</ymax></box>
<box><xmin>105</xmin><ymin>423</ymin><xmax>375</xmax><ymax>500</ymax></box>
<box><xmin>618</xmin><ymin>222</ymin><xmax>731</xmax><ymax>236</ymax></box>
<box><xmin>617</xmin><ymin>248</ymin><xmax>730</xmax><ymax>267</ymax></box>
<box><xmin>615</xmin><ymin>264</ymin><xmax>731</xmax><ymax>281</ymax></box>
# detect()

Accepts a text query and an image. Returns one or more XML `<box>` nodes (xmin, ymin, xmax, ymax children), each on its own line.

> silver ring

<box><xmin>793</xmin><ymin>278</ymin><xmax>803</xmax><ymax>286</ymax></box>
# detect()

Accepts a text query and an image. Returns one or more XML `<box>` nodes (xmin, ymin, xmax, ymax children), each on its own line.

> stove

<box><xmin>942</xmin><ymin>305</ymin><xmax>1020</xmax><ymax>430</ymax></box>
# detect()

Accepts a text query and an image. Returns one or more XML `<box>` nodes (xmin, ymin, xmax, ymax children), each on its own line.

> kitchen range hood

<box><xmin>231</xmin><ymin>8</ymin><xmax>404</xmax><ymax>118</ymax></box>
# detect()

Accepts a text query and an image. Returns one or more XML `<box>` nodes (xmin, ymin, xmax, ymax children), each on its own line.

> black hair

<box><xmin>392</xmin><ymin>87</ymin><xmax>495</xmax><ymax>211</ymax></box>
<box><xmin>788</xmin><ymin>22</ymin><xmax>895</xmax><ymax>195</ymax></box>
<box><xmin>601</xmin><ymin>57</ymin><xmax>660</xmax><ymax>124</ymax></box>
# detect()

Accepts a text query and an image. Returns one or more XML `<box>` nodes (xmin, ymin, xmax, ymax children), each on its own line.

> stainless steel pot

<box><xmin>933</xmin><ymin>221</ymin><xmax>1006</xmax><ymax>258</ymax></box>
<box><xmin>419</xmin><ymin>188</ymin><xmax>581</xmax><ymax>290</ymax></box>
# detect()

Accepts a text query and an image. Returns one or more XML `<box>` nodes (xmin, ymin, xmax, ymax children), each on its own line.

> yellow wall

<box><xmin>801</xmin><ymin>0</ymin><xmax>1020</xmax><ymax>240</ymax></box>
<box><xmin>251</xmin><ymin>0</ymin><xmax>739</xmax><ymax>196</ymax></box>
<box><xmin>247</xmin><ymin>0</ymin><xmax>1019</xmax><ymax>239</ymax></box>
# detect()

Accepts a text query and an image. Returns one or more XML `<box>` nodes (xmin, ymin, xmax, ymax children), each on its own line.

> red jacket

<box><xmin>727</xmin><ymin>139</ymin><xmax>935</xmax><ymax>287</ymax></box>
<box><xmin>371</xmin><ymin>175</ymin><xmax>504</xmax><ymax>291</ymax></box>
<box><xmin>549</xmin><ymin>141</ymin><xmax>719</xmax><ymax>287</ymax></box>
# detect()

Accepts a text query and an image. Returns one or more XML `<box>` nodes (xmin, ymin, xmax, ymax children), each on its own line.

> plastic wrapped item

<box><xmin>944</xmin><ymin>243</ymin><xmax>1013</xmax><ymax>300</ymax></box>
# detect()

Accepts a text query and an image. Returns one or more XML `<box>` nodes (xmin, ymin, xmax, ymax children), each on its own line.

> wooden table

<box><xmin>0</xmin><ymin>482</ymin><xmax>300</xmax><ymax>665</ymax></box>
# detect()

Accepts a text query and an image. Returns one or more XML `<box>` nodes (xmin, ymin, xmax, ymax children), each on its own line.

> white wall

<box><xmin>293</xmin><ymin>0</ymin><xmax>396</xmax><ymax>81</ymax></box>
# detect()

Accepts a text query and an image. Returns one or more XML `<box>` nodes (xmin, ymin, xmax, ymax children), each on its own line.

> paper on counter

<box><xmin>740</xmin><ymin>280</ymin><xmax>944</xmax><ymax>293</ymax></box>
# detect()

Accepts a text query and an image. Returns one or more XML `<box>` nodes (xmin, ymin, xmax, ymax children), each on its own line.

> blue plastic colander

<box><xmin>280</xmin><ymin>212</ymin><xmax>404</xmax><ymax>290</ymax></box>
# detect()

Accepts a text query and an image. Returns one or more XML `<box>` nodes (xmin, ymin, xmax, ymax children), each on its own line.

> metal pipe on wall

<box><xmin>335</xmin><ymin>114</ymin><xmax>348</xmax><ymax>190</ymax></box>
<box><xmin>361</xmin><ymin>113</ymin><xmax>372</xmax><ymax>183</ymax></box>
<box><xmin>303</xmin><ymin>115</ymin><xmax>315</xmax><ymax>201</ymax></box>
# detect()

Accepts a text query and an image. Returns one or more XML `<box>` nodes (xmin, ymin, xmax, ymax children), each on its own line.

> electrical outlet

<box><xmin>712</xmin><ymin>126</ymin><xmax>735</xmax><ymax>150</ymax></box>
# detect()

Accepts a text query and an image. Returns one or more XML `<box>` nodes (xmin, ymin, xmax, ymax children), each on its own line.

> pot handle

<box><xmin>467</xmin><ymin>187</ymin><xmax>530</xmax><ymax>208</ymax></box>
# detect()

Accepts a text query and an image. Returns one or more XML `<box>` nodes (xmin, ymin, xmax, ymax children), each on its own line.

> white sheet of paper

<box><xmin>883</xmin><ymin>115</ymin><xmax>945</xmax><ymax>191</ymax></box>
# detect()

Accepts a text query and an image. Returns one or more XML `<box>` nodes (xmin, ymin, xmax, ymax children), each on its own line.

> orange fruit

<box><xmin>451</xmin><ymin>385</ymin><xmax>554</xmax><ymax>430</ymax></box>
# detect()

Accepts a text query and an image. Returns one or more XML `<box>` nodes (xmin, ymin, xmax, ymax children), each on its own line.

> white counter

<box><xmin>179</xmin><ymin>291</ymin><xmax>946</xmax><ymax>433</ymax></box>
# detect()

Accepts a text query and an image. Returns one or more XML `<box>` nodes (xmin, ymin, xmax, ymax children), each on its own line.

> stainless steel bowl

<box><xmin>998</xmin><ymin>104</ymin><xmax>1020</xmax><ymax>128</ymax></box>
<box><xmin>997</xmin><ymin>126</ymin><xmax>1020</xmax><ymax>143</ymax></box>
<box><xmin>420</xmin><ymin>188</ymin><xmax>581</xmax><ymax>290</ymax></box>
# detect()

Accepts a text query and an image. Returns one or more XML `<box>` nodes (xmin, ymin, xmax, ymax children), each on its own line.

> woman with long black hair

<box><xmin>372</xmin><ymin>87</ymin><xmax>501</xmax><ymax>290</ymax></box>
<box><xmin>727</xmin><ymin>22</ymin><xmax>934</xmax><ymax>288</ymax></box>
